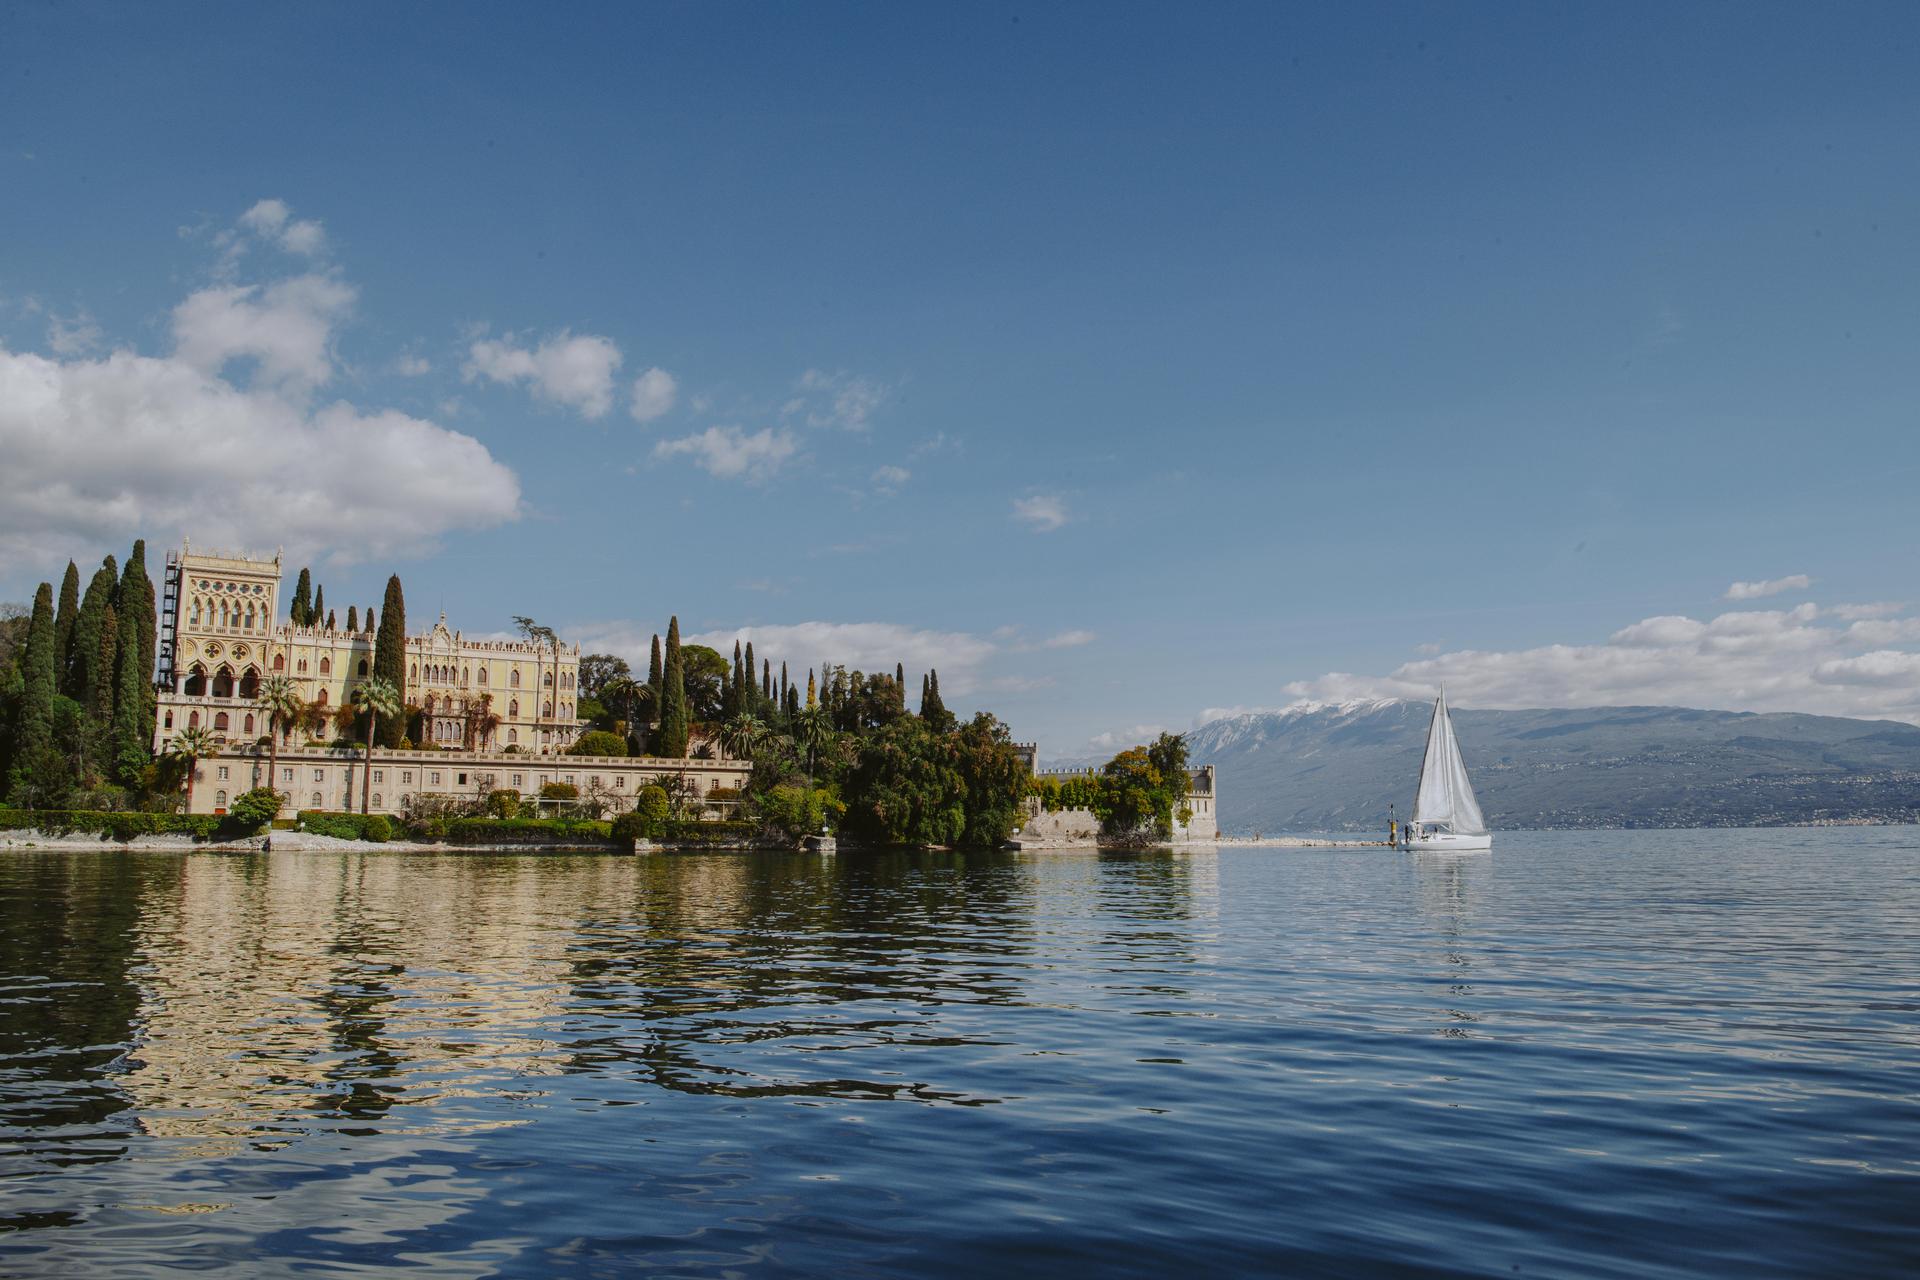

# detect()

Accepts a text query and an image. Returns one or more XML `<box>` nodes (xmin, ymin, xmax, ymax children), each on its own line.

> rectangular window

<box><xmin>512</xmin><ymin>773</ymin><xmax>523</xmax><ymax>787</ymax></box>
<box><xmin>402</xmin><ymin>770</ymin><xmax>413</xmax><ymax>784</ymax></box>
<box><xmin>564</xmin><ymin>775</ymin><xmax>575</xmax><ymax>787</ymax></box>
<box><xmin>430</xmin><ymin>771</ymin><xmax>441</xmax><ymax>785</ymax></box>
<box><xmin>314</xmin><ymin>769</ymin><xmax>325</xmax><ymax>782</ymax></box>
<box><xmin>457</xmin><ymin>773</ymin><xmax>467</xmax><ymax>786</ymax></box>
<box><xmin>282</xmin><ymin>768</ymin><xmax>292</xmax><ymax>783</ymax></box>
<box><xmin>373</xmin><ymin>770</ymin><xmax>384</xmax><ymax>783</ymax></box>
<box><xmin>615</xmin><ymin>776</ymin><xmax>626</xmax><ymax>789</ymax></box>
<box><xmin>217</xmin><ymin>766</ymin><xmax>229</xmax><ymax>780</ymax></box>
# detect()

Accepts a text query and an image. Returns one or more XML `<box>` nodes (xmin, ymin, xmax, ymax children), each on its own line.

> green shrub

<box><xmin>657</xmin><ymin>819</ymin><xmax>763</xmax><ymax>849</ymax></box>
<box><xmin>539</xmin><ymin>781</ymin><xmax>579</xmax><ymax>800</ymax></box>
<box><xmin>485</xmin><ymin>789</ymin><xmax>520</xmax><ymax>819</ymax></box>
<box><xmin>226</xmin><ymin>787</ymin><xmax>284</xmax><ymax>834</ymax></box>
<box><xmin>362</xmin><ymin>814</ymin><xmax>393</xmax><ymax>842</ymax></box>
<box><xmin>0</xmin><ymin>809</ymin><xmax>221</xmax><ymax>841</ymax></box>
<box><xmin>611</xmin><ymin>811</ymin><xmax>652</xmax><ymax>844</ymax></box>
<box><xmin>569</xmin><ymin>730</ymin><xmax>628</xmax><ymax>757</ymax></box>
<box><xmin>444</xmin><ymin>817</ymin><xmax>614</xmax><ymax>845</ymax></box>
<box><xmin>296</xmin><ymin>810</ymin><xmax>369</xmax><ymax>840</ymax></box>
<box><xmin>633</xmin><ymin>784</ymin><xmax>670</xmax><ymax>829</ymax></box>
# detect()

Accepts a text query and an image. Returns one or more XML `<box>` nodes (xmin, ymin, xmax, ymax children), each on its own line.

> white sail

<box><xmin>1411</xmin><ymin>691</ymin><xmax>1486</xmax><ymax>836</ymax></box>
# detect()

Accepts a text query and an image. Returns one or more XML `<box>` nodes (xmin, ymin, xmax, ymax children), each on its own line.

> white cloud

<box><xmin>871</xmin><ymin>464</ymin><xmax>910</xmax><ymax>494</ymax></box>
<box><xmin>793</xmin><ymin>368</ymin><xmax>890</xmax><ymax>432</ymax></box>
<box><xmin>171</xmin><ymin>274</ymin><xmax>356</xmax><ymax>390</ymax></box>
<box><xmin>1267</xmin><ymin>600</ymin><xmax>1920</xmax><ymax>724</ymax></box>
<box><xmin>235</xmin><ymin>198</ymin><xmax>327</xmax><ymax>257</ymax></box>
<box><xmin>1086</xmin><ymin>723</ymin><xmax>1168</xmax><ymax>752</ymax></box>
<box><xmin>1830</xmin><ymin>602</ymin><xmax>1905</xmax><ymax>620</ymax></box>
<box><xmin>1043</xmin><ymin>629</ymin><xmax>1095</xmax><ymax>648</ymax></box>
<box><xmin>0</xmin><ymin>345</ymin><xmax>519</xmax><ymax>569</ymax></box>
<box><xmin>652</xmin><ymin>425</ymin><xmax>797</xmax><ymax>483</ymax></box>
<box><xmin>628</xmin><ymin>366</ymin><xmax>677</xmax><ymax>422</ymax></box>
<box><xmin>1012</xmin><ymin>493</ymin><xmax>1069</xmax><ymax>532</ymax></box>
<box><xmin>1726</xmin><ymin>574</ymin><xmax>1812</xmax><ymax>600</ymax></box>
<box><xmin>394</xmin><ymin>354</ymin><xmax>432</xmax><ymax>376</ymax></box>
<box><xmin>464</xmin><ymin>330</ymin><xmax>623</xmax><ymax>418</ymax></box>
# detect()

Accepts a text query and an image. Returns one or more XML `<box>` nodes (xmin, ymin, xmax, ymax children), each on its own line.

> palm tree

<box><xmin>720</xmin><ymin>712</ymin><xmax>763</xmax><ymax>762</ymax></box>
<box><xmin>255</xmin><ymin>674</ymin><xmax>302</xmax><ymax>801</ymax></box>
<box><xmin>601</xmin><ymin>675</ymin><xmax>655</xmax><ymax>745</ymax></box>
<box><xmin>350</xmin><ymin>676</ymin><xmax>401</xmax><ymax>814</ymax></box>
<box><xmin>167</xmin><ymin>725</ymin><xmax>219</xmax><ymax>813</ymax></box>
<box><xmin>794</xmin><ymin>706</ymin><xmax>832</xmax><ymax>792</ymax></box>
<box><xmin>513</xmin><ymin>616</ymin><xmax>558</xmax><ymax>753</ymax></box>
<box><xmin>463</xmin><ymin>692</ymin><xmax>501</xmax><ymax>750</ymax></box>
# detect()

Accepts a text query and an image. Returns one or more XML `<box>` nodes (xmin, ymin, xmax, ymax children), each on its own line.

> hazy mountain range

<box><xmin>1174</xmin><ymin>701</ymin><xmax>1920</xmax><ymax>833</ymax></box>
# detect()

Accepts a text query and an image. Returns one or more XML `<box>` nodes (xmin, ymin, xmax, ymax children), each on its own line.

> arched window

<box><xmin>214</xmin><ymin>712</ymin><xmax>229</xmax><ymax>731</ymax></box>
<box><xmin>215</xmin><ymin>790</ymin><xmax>227</xmax><ymax>808</ymax></box>
<box><xmin>510</xmin><ymin>670</ymin><xmax>521</xmax><ymax>688</ymax></box>
<box><xmin>184</xmin><ymin>665</ymin><xmax>206</xmax><ymax>696</ymax></box>
<box><xmin>244</xmin><ymin>714</ymin><xmax>255</xmax><ymax>734</ymax></box>
<box><xmin>462</xmin><ymin>667</ymin><xmax>470</xmax><ymax>685</ymax></box>
<box><xmin>239</xmin><ymin>669</ymin><xmax>259</xmax><ymax>699</ymax></box>
<box><xmin>542</xmin><ymin>701</ymin><xmax>552</xmax><ymax>718</ymax></box>
<box><xmin>188</xmin><ymin>710</ymin><xmax>200</xmax><ymax>729</ymax></box>
<box><xmin>317</xmin><ymin>689</ymin><xmax>329</xmax><ymax>706</ymax></box>
<box><xmin>164</xmin><ymin>711</ymin><xmax>173</xmax><ymax>729</ymax></box>
<box><xmin>273</xmin><ymin>654</ymin><xmax>285</xmax><ymax>671</ymax></box>
<box><xmin>478</xmin><ymin>668</ymin><xmax>488</xmax><ymax>686</ymax></box>
<box><xmin>509</xmin><ymin>729</ymin><xmax>518</xmax><ymax>743</ymax></box>
<box><xmin>509</xmin><ymin>698</ymin><xmax>519</xmax><ymax>716</ymax></box>
<box><xmin>212</xmin><ymin>666</ymin><xmax>234</xmax><ymax>698</ymax></box>
<box><xmin>319</xmin><ymin>657</ymin><xmax>331</xmax><ymax>676</ymax></box>
<box><xmin>357</xmin><ymin>659</ymin><xmax>368</xmax><ymax>677</ymax></box>
<box><xmin>372</xmin><ymin>794</ymin><xmax>381</xmax><ymax>809</ymax></box>
<box><xmin>190</xmin><ymin>599</ymin><xmax>202</xmax><ymax>626</ymax></box>
<box><xmin>311</xmin><ymin>791</ymin><xmax>323</xmax><ymax>808</ymax></box>
<box><xmin>245</xmin><ymin>604</ymin><xmax>256</xmax><ymax>629</ymax></box>
<box><xmin>410</xmin><ymin>662</ymin><xmax>418</xmax><ymax>680</ymax></box>
<box><xmin>543</xmin><ymin>672</ymin><xmax>553</xmax><ymax>687</ymax></box>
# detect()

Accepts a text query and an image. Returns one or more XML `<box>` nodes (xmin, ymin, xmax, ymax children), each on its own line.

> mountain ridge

<box><xmin>1177</xmin><ymin>701</ymin><xmax>1920</xmax><ymax>833</ymax></box>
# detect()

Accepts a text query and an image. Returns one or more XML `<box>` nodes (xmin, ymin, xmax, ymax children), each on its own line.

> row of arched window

<box><xmin>189</xmin><ymin>598</ymin><xmax>267</xmax><ymax>632</ymax></box>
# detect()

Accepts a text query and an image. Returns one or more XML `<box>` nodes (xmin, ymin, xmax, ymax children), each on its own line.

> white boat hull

<box><xmin>1402</xmin><ymin>831</ymin><xmax>1492</xmax><ymax>853</ymax></box>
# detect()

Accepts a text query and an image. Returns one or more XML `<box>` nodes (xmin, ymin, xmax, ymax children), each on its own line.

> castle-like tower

<box><xmin>154</xmin><ymin>541</ymin><xmax>583</xmax><ymax>756</ymax></box>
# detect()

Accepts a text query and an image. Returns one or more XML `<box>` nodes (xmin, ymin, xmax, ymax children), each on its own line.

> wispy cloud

<box><xmin>464</xmin><ymin>329</ymin><xmax>624</xmax><ymax>418</ymax></box>
<box><xmin>1726</xmin><ymin>574</ymin><xmax>1812</xmax><ymax>600</ymax></box>
<box><xmin>871</xmin><ymin>464</ymin><xmax>910</xmax><ymax>495</ymax></box>
<box><xmin>1012</xmin><ymin>493</ymin><xmax>1069</xmax><ymax>532</ymax></box>
<box><xmin>1042</xmin><ymin>629</ymin><xmax>1095</xmax><ymax>649</ymax></box>
<box><xmin>652</xmin><ymin>425</ymin><xmax>797</xmax><ymax>483</ymax></box>
<box><xmin>792</xmin><ymin>368</ymin><xmax>891</xmax><ymax>432</ymax></box>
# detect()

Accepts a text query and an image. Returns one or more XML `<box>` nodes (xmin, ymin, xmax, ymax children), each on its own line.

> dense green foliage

<box><xmin>568</xmin><ymin>729</ymin><xmax>628</xmax><ymax>757</ymax></box>
<box><xmin>445</xmin><ymin>817</ymin><xmax>614</xmax><ymax>844</ymax></box>
<box><xmin>226</xmin><ymin>786</ymin><xmax>283</xmax><ymax>833</ymax></box>
<box><xmin>373</xmin><ymin>576</ymin><xmax>407</xmax><ymax>748</ymax></box>
<box><xmin>1028</xmin><ymin>733</ymin><xmax>1192</xmax><ymax>839</ymax></box>
<box><xmin>0</xmin><ymin>809</ymin><xmax>223</xmax><ymax>840</ymax></box>
<box><xmin>656</xmin><ymin>617</ymin><xmax>690</xmax><ymax>758</ymax></box>
<box><xmin>290</xmin><ymin>568</ymin><xmax>312</xmax><ymax>626</ymax></box>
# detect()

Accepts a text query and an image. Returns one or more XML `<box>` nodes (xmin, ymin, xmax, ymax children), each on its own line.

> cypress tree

<box><xmin>762</xmin><ymin>658</ymin><xmax>771</xmax><ymax>700</ymax></box>
<box><xmin>5</xmin><ymin>583</ymin><xmax>56</xmax><ymax>801</ymax></box>
<box><xmin>744</xmin><ymin>641</ymin><xmax>757</xmax><ymax>703</ymax></box>
<box><xmin>366</xmin><ymin>606</ymin><xmax>376</xmax><ymax>634</ymax></box>
<box><xmin>346</xmin><ymin>605</ymin><xmax>358</xmax><ymax>633</ymax></box>
<box><xmin>657</xmin><ymin>617</ymin><xmax>689</xmax><ymax>758</ymax></box>
<box><xmin>326</xmin><ymin>609</ymin><xmax>336</xmax><ymax>630</ymax></box>
<box><xmin>313</xmin><ymin>585</ymin><xmax>325</xmax><ymax>628</ymax></box>
<box><xmin>806</xmin><ymin>669</ymin><xmax>816</xmax><ymax>709</ymax></box>
<box><xmin>729</xmin><ymin>640</ymin><xmax>744</xmax><ymax>718</ymax></box>
<box><xmin>291</xmin><ymin>568</ymin><xmax>312</xmax><ymax>626</ymax></box>
<box><xmin>921</xmin><ymin>669</ymin><xmax>952</xmax><ymax>730</ymax></box>
<box><xmin>648</xmin><ymin>634</ymin><xmax>663</xmax><ymax>700</ymax></box>
<box><xmin>116</xmin><ymin>541</ymin><xmax>157</xmax><ymax>755</ymax></box>
<box><xmin>779</xmin><ymin>662</ymin><xmax>788</xmax><ymax>707</ymax></box>
<box><xmin>53</xmin><ymin>562</ymin><xmax>79</xmax><ymax>681</ymax></box>
<box><xmin>896</xmin><ymin>662</ymin><xmax>904</xmax><ymax>690</ymax></box>
<box><xmin>70</xmin><ymin>557</ymin><xmax>116</xmax><ymax>708</ymax></box>
<box><xmin>373</xmin><ymin>575</ymin><xmax>407</xmax><ymax>747</ymax></box>
<box><xmin>111</xmin><ymin>607</ymin><xmax>150</xmax><ymax>783</ymax></box>
<box><xmin>93</xmin><ymin>602</ymin><xmax>118</xmax><ymax>725</ymax></box>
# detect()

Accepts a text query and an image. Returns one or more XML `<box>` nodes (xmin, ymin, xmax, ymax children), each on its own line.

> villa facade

<box><xmin>153</xmin><ymin>542</ymin><xmax>584</xmax><ymax>757</ymax></box>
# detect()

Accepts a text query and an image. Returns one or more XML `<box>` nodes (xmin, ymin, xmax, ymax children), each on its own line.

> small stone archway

<box><xmin>211</xmin><ymin>665</ymin><xmax>235</xmax><ymax>699</ymax></box>
<box><xmin>238</xmin><ymin>667</ymin><xmax>260</xmax><ymax>700</ymax></box>
<box><xmin>183</xmin><ymin>663</ymin><xmax>207</xmax><ymax>697</ymax></box>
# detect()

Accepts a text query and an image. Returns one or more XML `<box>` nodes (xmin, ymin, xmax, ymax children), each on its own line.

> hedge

<box><xmin>443</xmin><ymin>817</ymin><xmax>615</xmax><ymax>845</ymax></box>
<box><xmin>657</xmin><ymin>820</ymin><xmax>764</xmax><ymax>848</ymax></box>
<box><xmin>296</xmin><ymin>810</ymin><xmax>373</xmax><ymax>840</ymax></box>
<box><xmin>0</xmin><ymin>810</ymin><xmax>224</xmax><ymax>841</ymax></box>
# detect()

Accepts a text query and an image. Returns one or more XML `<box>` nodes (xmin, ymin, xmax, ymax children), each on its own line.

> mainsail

<box><xmin>1411</xmin><ymin>691</ymin><xmax>1487</xmax><ymax>835</ymax></box>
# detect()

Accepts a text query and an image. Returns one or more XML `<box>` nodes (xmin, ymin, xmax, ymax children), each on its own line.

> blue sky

<box><xmin>4</xmin><ymin>3</ymin><xmax>1920</xmax><ymax>753</ymax></box>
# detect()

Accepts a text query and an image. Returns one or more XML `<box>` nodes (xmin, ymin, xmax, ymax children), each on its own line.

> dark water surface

<box><xmin>2</xmin><ymin>831</ymin><xmax>1917</xmax><ymax>1277</ymax></box>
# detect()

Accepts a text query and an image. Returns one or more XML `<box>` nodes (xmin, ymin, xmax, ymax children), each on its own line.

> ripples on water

<box><xmin>1</xmin><ymin>830</ymin><xmax>1917</xmax><ymax>1277</ymax></box>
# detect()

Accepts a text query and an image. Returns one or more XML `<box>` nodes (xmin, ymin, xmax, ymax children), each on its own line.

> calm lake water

<box><xmin>2</xmin><ymin>830</ymin><xmax>1917</xmax><ymax>1278</ymax></box>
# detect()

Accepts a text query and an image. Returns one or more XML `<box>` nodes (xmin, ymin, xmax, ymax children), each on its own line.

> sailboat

<box><xmin>1401</xmin><ymin>689</ymin><xmax>1493</xmax><ymax>853</ymax></box>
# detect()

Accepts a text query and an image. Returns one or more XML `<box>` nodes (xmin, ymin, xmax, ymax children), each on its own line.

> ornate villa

<box><xmin>153</xmin><ymin>541</ymin><xmax>585</xmax><ymax>757</ymax></box>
